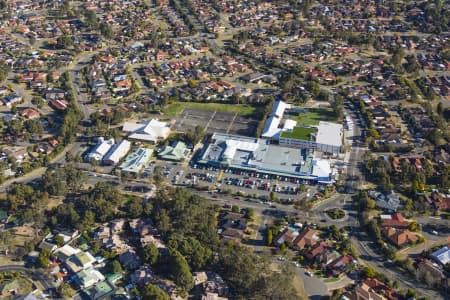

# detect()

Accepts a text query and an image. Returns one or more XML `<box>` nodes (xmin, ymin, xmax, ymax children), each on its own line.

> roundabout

<box><xmin>325</xmin><ymin>207</ymin><xmax>348</xmax><ymax>221</ymax></box>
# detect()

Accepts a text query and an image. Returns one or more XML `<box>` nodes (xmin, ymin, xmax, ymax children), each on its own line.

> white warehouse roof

<box><xmin>103</xmin><ymin>139</ymin><xmax>131</xmax><ymax>165</ymax></box>
<box><xmin>316</xmin><ymin>121</ymin><xmax>343</xmax><ymax>147</ymax></box>
<box><xmin>86</xmin><ymin>137</ymin><xmax>115</xmax><ymax>161</ymax></box>
<box><xmin>311</xmin><ymin>159</ymin><xmax>332</xmax><ymax>179</ymax></box>
<box><xmin>261</xmin><ymin>100</ymin><xmax>291</xmax><ymax>138</ymax></box>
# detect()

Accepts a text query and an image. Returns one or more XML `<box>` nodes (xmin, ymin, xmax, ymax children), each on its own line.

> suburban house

<box><xmin>351</xmin><ymin>278</ymin><xmax>399</xmax><ymax>300</ymax></box>
<box><xmin>75</xmin><ymin>268</ymin><xmax>105</xmax><ymax>289</ymax></box>
<box><xmin>55</xmin><ymin>245</ymin><xmax>81</xmax><ymax>262</ymax></box>
<box><xmin>293</xmin><ymin>228</ymin><xmax>320</xmax><ymax>250</ymax></box>
<box><xmin>274</xmin><ymin>227</ymin><xmax>299</xmax><ymax>246</ymax></box>
<box><xmin>380</xmin><ymin>213</ymin><xmax>408</xmax><ymax>228</ymax></box>
<box><xmin>131</xmin><ymin>266</ymin><xmax>154</xmax><ymax>286</ymax></box>
<box><xmin>416</xmin><ymin>259</ymin><xmax>447</xmax><ymax>288</ymax></box>
<box><xmin>65</xmin><ymin>251</ymin><xmax>96</xmax><ymax>273</ymax></box>
<box><xmin>20</xmin><ymin>108</ymin><xmax>40</xmax><ymax>119</ymax></box>
<box><xmin>2</xmin><ymin>94</ymin><xmax>22</xmax><ymax>107</ymax></box>
<box><xmin>305</xmin><ymin>242</ymin><xmax>328</xmax><ymax>261</ymax></box>
<box><xmin>425</xmin><ymin>191</ymin><xmax>450</xmax><ymax>212</ymax></box>
<box><xmin>383</xmin><ymin>228</ymin><xmax>418</xmax><ymax>247</ymax></box>
<box><xmin>327</xmin><ymin>254</ymin><xmax>355</xmax><ymax>276</ymax></box>
<box><xmin>370</xmin><ymin>190</ymin><xmax>400</xmax><ymax>212</ymax></box>
<box><xmin>119</xmin><ymin>249</ymin><xmax>141</xmax><ymax>270</ymax></box>
<box><xmin>430</xmin><ymin>246</ymin><xmax>450</xmax><ymax>267</ymax></box>
<box><xmin>50</xmin><ymin>99</ymin><xmax>69</xmax><ymax>111</ymax></box>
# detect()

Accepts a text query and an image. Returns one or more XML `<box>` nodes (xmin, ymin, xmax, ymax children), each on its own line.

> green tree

<box><xmin>56</xmin><ymin>35</ymin><xmax>73</xmax><ymax>49</ymax></box>
<box><xmin>166</xmin><ymin>248</ymin><xmax>194</xmax><ymax>292</ymax></box>
<box><xmin>37</xmin><ymin>249</ymin><xmax>51</xmax><ymax>268</ymax></box>
<box><xmin>367</xmin><ymin>198</ymin><xmax>376</xmax><ymax>209</ymax></box>
<box><xmin>110</xmin><ymin>260</ymin><xmax>123</xmax><ymax>274</ymax></box>
<box><xmin>184</xmin><ymin>125</ymin><xmax>205</xmax><ymax>145</ymax></box>
<box><xmin>270</xmin><ymin>191</ymin><xmax>276</xmax><ymax>202</ymax></box>
<box><xmin>126</xmin><ymin>198</ymin><xmax>143</xmax><ymax>218</ymax></box>
<box><xmin>0</xmin><ymin>60</ymin><xmax>11</xmax><ymax>83</ymax></box>
<box><xmin>437</xmin><ymin>102</ymin><xmax>444</xmax><ymax>115</ymax></box>
<box><xmin>217</xmin><ymin>244</ymin><xmax>298</xmax><ymax>299</ymax></box>
<box><xmin>99</xmin><ymin>23</ymin><xmax>114</xmax><ymax>39</ymax></box>
<box><xmin>140</xmin><ymin>283</ymin><xmax>170</xmax><ymax>300</ymax></box>
<box><xmin>142</xmin><ymin>244</ymin><xmax>159</xmax><ymax>266</ymax></box>
<box><xmin>245</xmin><ymin>208</ymin><xmax>255</xmax><ymax>220</ymax></box>
<box><xmin>58</xmin><ymin>283</ymin><xmax>75</xmax><ymax>299</ymax></box>
<box><xmin>55</xmin><ymin>235</ymin><xmax>65</xmax><ymax>247</ymax></box>
<box><xmin>31</xmin><ymin>96</ymin><xmax>44</xmax><ymax>108</ymax></box>
<box><xmin>361</xmin><ymin>265</ymin><xmax>376</xmax><ymax>278</ymax></box>
<box><xmin>267</xmin><ymin>230</ymin><xmax>273</xmax><ymax>246</ymax></box>
<box><xmin>84</xmin><ymin>10</ymin><xmax>99</xmax><ymax>30</ymax></box>
<box><xmin>169</xmin><ymin>236</ymin><xmax>212</xmax><ymax>271</ymax></box>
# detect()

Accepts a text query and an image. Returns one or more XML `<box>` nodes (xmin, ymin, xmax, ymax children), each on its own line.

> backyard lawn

<box><xmin>164</xmin><ymin>102</ymin><xmax>264</xmax><ymax>117</ymax></box>
<box><xmin>288</xmin><ymin>108</ymin><xmax>337</xmax><ymax>126</ymax></box>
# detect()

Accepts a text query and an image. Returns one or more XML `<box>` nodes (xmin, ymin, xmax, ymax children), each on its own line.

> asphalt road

<box><xmin>0</xmin><ymin>265</ymin><xmax>54</xmax><ymax>291</ymax></box>
<box><xmin>351</xmin><ymin>232</ymin><xmax>445</xmax><ymax>299</ymax></box>
<box><xmin>295</xmin><ymin>266</ymin><xmax>328</xmax><ymax>300</ymax></box>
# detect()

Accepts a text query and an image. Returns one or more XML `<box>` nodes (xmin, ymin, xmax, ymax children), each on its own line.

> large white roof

<box><xmin>311</xmin><ymin>159</ymin><xmax>332</xmax><ymax>178</ymax></box>
<box><xmin>86</xmin><ymin>137</ymin><xmax>114</xmax><ymax>161</ymax></box>
<box><xmin>262</xmin><ymin>116</ymin><xmax>281</xmax><ymax>138</ymax></box>
<box><xmin>316</xmin><ymin>121</ymin><xmax>343</xmax><ymax>147</ymax></box>
<box><xmin>283</xmin><ymin>119</ymin><xmax>297</xmax><ymax>131</ymax></box>
<box><xmin>103</xmin><ymin>139</ymin><xmax>131</xmax><ymax>164</ymax></box>
<box><xmin>273</xmin><ymin>100</ymin><xmax>291</xmax><ymax>118</ymax></box>
<box><xmin>223</xmin><ymin>139</ymin><xmax>259</xmax><ymax>161</ymax></box>
<box><xmin>123</xmin><ymin>119</ymin><xmax>170</xmax><ymax>142</ymax></box>
<box><xmin>261</xmin><ymin>100</ymin><xmax>291</xmax><ymax>138</ymax></box>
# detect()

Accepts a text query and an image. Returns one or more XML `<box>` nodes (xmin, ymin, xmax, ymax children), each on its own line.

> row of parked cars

<box><xmin>185</xmin><ymin>172</ymin><xmax>217</xmax><ymax>183</ymax></box>
<box><xmin>221</xmin><ymin>177</ymin><xmax>300</xmax><ymax>194</ymax></box>
<box><xmin>193</xmin><ymin>164</ymin><xmax>312</xmax><ymax>184</ymax></box>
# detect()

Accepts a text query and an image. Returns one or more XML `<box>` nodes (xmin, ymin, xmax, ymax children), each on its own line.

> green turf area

<box><xmin>323</xmin><ymin>276</ymin><xmax>342</xmax><ymax>283</ymax></box>
<box><xmin>164</xmin><ymin>102</ymin><xmax>263</xmax><ymax>117</ymax></box>
<box><xmin>281</xmin><ymin>127</ymin><xmax>317</xmax><ymax>140</ymax></box>
<box><xmin>289</xmin><ymin>108</ymin><xmax>337</xmax><ymax>126</ymax></box>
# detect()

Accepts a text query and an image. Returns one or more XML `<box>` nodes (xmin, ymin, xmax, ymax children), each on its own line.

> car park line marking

<box><xmin>204</xmin><ymin>110</ymin><xmax>217</xmax><ymax>132</ymax></box>
<box><xmin>226</xmin><ymin>113</ymin><xmax>238</xmax><ymax>133</ymax></box>
<box><xmin>217</xmin><ymin>169</ymin><xmax>224</xmax><ymax>183</ymax></box>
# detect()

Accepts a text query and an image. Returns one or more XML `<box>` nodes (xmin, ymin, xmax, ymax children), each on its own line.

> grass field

<box><xmin>289</xmin><ymin>108</ymin><xmax>337</xmax><ymax>126</ymax></box>
<box><xmin>281</xmin><ymin>127</ymin><xmax>317</xmax><ymax>140</ymax></box>
<box><xmin>164</xmin><ymin>102</ymin><xmax>263</xmax><ymax>117</ymax></box>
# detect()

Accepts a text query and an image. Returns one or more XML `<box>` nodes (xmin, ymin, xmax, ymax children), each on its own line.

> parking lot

<box><xmin>142</xmin><ymin>159</ymin><xmax>318</xmax><ymax>203</ymax></box>
<box><xmin>175</xmin><ymin>108</ymin><xmax>258</xmax><ymax>137</ymax></box>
